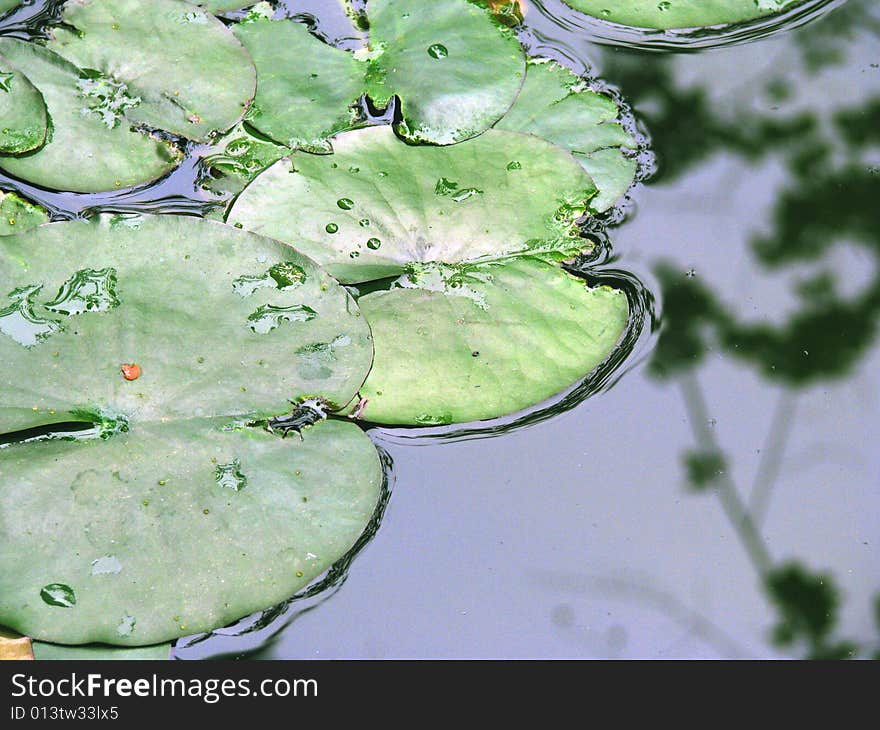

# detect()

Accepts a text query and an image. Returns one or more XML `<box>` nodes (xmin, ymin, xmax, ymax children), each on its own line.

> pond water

<box><xmin>2</xmin><ymin>0</ymin><xmax>878</xmax><ymax>659</ymax></box>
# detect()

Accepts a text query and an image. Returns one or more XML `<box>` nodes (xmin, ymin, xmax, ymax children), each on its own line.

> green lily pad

<box><xmin>0</xmin><ymin>214</ymin><xmax>380</xmax><ymax>646</ymax></box>
<box><xmin>0</xmin><ymin>55</ymin><xmax>47</xmax><ymax>154</ymax></box>
<box><xmin>33</xmin><ymin>642</ymin><xmax>171</xmax><ymax>660</ymax></box>
<box><xmin>230</xmin><ymin>126</ymin><xmax>631</xmax><ymax>424</ymax></box>
<box><xmin>0</xmin><ymin>38</ymin><xmax>179</xmax><ymax>193</ymax></box>
<box><xmin>0</xmin><ymin>215</ymin><xmax>372</xmax><ymax>435</ymax></box>
<box><xmin>357</xmin><ymin>258</ymin><xmax>629</xmax><ymax>425</ymax></box>
<box><xmin>47</xmin><ymin>0</ymin><xmax>256</xmax><ymax>141</ymax></box>
<box><xmin>228</xmin><ymin>126</ymin><xmax>597</xmax><ymax>284</ymax></box>
<box><xmin>496</xmin><ymin>59</ymin><xmax>638</xmax><ymax>212</ymax></box>
<box><xmin>562</xmin><ymin>0</ymin><xmax>806</xmax><ymax>30</ymax></box>
<box><xmin>232</xmin><ymin>18</ymin><xmax>363</xmax><ymax>152</ymax></box>
<box><xmin>0</xmin><ymin>191</ymin><xmax>48</xmax><ymax>235</ymax></box>
<box><xmin>0</xmin><ymin>417</ymin><xmax>382</xmax><ymax>645</ymax></box>
<box><xmin>365</xmin><ymin>0</ymin><xmax>525</xmax><ymax>144</ymax></box>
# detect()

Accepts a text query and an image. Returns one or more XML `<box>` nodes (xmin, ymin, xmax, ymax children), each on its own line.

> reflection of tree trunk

<box><xmin>749</xmin><ymin>390</ymin><xmax>798</xmax><ymax>527</ymax></box>
<box><xmin>679</xmin><ymin>374</ymin><xmax>772</xmax><ymax>575</ymax></box>
<box><xmin>0</xmin><ymin>626</ymin><xmax>33</xmax><ymax>660</ymax></box>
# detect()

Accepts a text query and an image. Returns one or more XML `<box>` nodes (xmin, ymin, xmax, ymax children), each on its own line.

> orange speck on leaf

<box><xmin>121</xmin><ymin>363</ymin><xmax>141</xmax><ymax>381</ymax></box>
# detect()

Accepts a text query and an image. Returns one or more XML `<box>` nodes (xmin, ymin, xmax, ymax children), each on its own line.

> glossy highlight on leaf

<box><xmin>232</xmin><ymin>17</ymin><xmax>363</xmax><ymax>152</ymax></box>
<box><xmin>366</xmin><ymin>0</ymin><xmax>525</xmax><ymax>144</ymax></box>
<box><xmin>562</xmin><ymin>0</ymin><xmax>807</xmax><ymax>30</ymax></box>
<box><xmin>228</xmin><ymin>126</ymin><xmax>598</xmax><ymax>284</ymax></box>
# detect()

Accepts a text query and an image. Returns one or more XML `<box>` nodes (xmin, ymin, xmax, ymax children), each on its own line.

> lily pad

<box><xmin>0</xmin><ymin>214</ymin><xmax>381</xmax><ymax>646</ymax></box>
<box><xmin>0</xmin><ymin>38</ymin><xmax>179</xmax><ymax>193</ymax></box>
<box><xmin>230</xmin><ymin>126</ymin><xmax>631</xmax><ymax>424</ymax></box>
<box><xmin>33</xmin><ymin>642</ymin><xmax>171</xmax><ymax>660</ymax></box>
<box><xmin>496</xmin><ymin>59</ymin><xmax>638</xmax><ymax>212</ymax></box>
<box><xmin>0</xmin><ymin>55</ymin><xmax>47</xmax><ymax>154</ymax></box>
<box><xmin>365</xmin><ymin>0</ymin><xmax>525</xmax><ymax>144</ymax></box>
<box><xmin>228</xmin><ymin>126</ymin><xmax>598</xmax><ymax>284</ymax></box>
<box><xmin>561</xmin><ymin>0</ymin><xmax>806</xmax><ymax>30</ymax></box>
<box><xmin>47</xmin><ymin>0</ymin><xmax>256</xmax><ymax>141</ymax></box>
<box><xmin>0</xmin><ymin>417</ymin><xmax>383</xmax><ymax>645</ymax></box>
<box><xmin>0</xmin><ymin>191</ymin><xmax>48</xmax><ymax>235</ymax></box>
<box><xmin>357</xmin><ymin>258</ymin><xmax>629</xmax><ymax>424</ymax></box>
<box><xmin>232</xmin><ymin>17</ymin><xmax>363</xmax><ymax>152</ymax></box>
<box><xmin>0</xmin><ymin>215</ymin><xmax>372</xmax><ymax>435</ymax></box>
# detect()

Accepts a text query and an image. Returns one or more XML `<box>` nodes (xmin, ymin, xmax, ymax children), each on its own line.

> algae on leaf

<box><xmin>562</xmin><ymin>0</ymin><xmax>806</xmax><ymax>30</ymax></box>
<box><xmin>0</xmin><ymin>39</ymin><xmax>180</xmax><ymax>193</ymax></box>
<box><xmin>46</xmin><ymin>0</ymin><xmax>256</xmax><ymax>141</ymax></box>
<box><xmin>497</xmin><ymin>59</ymin><xmax>638</xmax><ymax>212</ymax></box>
<box><xmin>0</xmin><ymin>56</ymin><xmax>47</xmax><ymax>154</ymax></box>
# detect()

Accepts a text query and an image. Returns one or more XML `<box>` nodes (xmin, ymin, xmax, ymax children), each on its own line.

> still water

<box><xmin>2</xmin><ymin>0</ymin><xmax>877</xmax><ymax>658</ymax></box>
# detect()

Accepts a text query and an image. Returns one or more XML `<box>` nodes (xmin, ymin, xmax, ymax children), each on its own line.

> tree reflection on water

<box><xmin>598</xmin><ymin>0</ymin><xmax>880</xmax><ymax>657</ymax></box>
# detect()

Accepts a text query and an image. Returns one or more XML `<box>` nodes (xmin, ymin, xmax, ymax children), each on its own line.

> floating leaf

<box><xmin>0</xmin><ymin>417</ymin><xmax>382</xmax><ymax>645</ymax></box>
<box><xmin>0</xmin><ymin>215</ymin><xmax>372</xmax><ymax>435</ymax></box>
<box><xmin>496</xmin><ymin>59</ymin><xmax>638</xmax><ymax>212</ymax></box>
<box><xmin>0</xmin><ymin>55</ymin><xmax>47</xmax><ymax>154</ymax></box>
<box><xmin>0</xmin><ymin>39</ymin><xmax>179</xmax><ymax>193</ymax></box>
<box><xmin>365</xmin><ymin>0</ymin><xmax>525</xmax><ymax>144</ymax></box>
<box><xmin>0</xmin><ymin>214</ymin><xmax>380</xmax><ymax>646</ymax></box>
<box><xmin>0</xmin><ymin>191</ymin><xmax>48</xmax><ymax>235</ymax></box>
<box><xmin>562</xmin><ymin>0</ymin><xmax>806</xmax><ymax>30</ymax></box>
<box><xmin>232</xmin><ymin>18</ymin><xmax>363</xmax><ymax>152</ymax></box>
<box><xmin>228</xmin><ymin>126</ymin><xmax>597</xmax><ymax>284</ymax></box>
<box><xmin>47</xmin><ymin>0</ymin><xmax>256</xmax><ymax>141</ymax></box>
<box><xmin>32</xmin><ymin>642</ymin><xmax>171</xmax><ymax>660</ymax></box>
<box><xmin>357</xmin><ymin>258</ymin><xmax>628</xmax><ymax>424</ymax></box>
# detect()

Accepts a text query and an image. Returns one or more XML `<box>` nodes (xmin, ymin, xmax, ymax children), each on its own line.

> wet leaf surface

<box><xmin>47</xmin><ymin>0</ymin><xmax>256</xmax><ymax>141</ymax></box>
<box><xmin>229</xmin><ymin>126</ymin><xmax>597</xmax><ymax>284</ymax></box>
<box><xmin>0</xmin><ymin>215</ymin><xmax>372</xmax><ymax>434</ymax></box>
<box><xmin>0</xmin><ymin>417</ymin><xmax>382</xmax><ymax>645</ymax></box>
<box><xmin>365</xmin><ymin>0</ymin><xmax>525</xmax><ymax>144</ymax></box>
<box><xmin>0</xmin><ymin>191</ymin><xmax>48</xmax><ymax>235</ymax></box>
<box><xmin>0</xmin><ymin>39</ymin><xmax>180</xmax><ymax>193</ymax></box>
